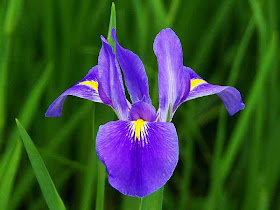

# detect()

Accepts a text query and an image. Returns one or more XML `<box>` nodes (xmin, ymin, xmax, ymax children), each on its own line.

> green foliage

<box><xmin>0</xmin><ymin>140</ymin><xmax>21</xmax><ymax>209</ymax></box>
<box><xmin>0</xmin><ymin>0</ymin><xmax>279</xmax><ymax>209</ymax></box>
<box><xmin>16</xmin><ymin>119</ymin><xmax>66</xmax><ymax>210</ymax></box>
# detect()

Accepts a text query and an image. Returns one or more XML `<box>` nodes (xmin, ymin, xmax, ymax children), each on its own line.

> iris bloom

<box><xmin>46</xmin><ymin>28</ymin><xmax>244</xmax><ymax>197</ymax></box>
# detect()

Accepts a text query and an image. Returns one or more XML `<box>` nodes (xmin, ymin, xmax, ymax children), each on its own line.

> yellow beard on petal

<box><xmin>79</xmin><ymin>81</ymin><xmax>99</xmax><ymax>92</ymax></box>
<box><xmin>133</xmin><ymin>119</ymin><xmax>146</xmax><ymax>139</ymax></box>
<box><xmin>190</xmin><ymin>79</ymin><xmax>207</xmax><ymax>90</ymax></box>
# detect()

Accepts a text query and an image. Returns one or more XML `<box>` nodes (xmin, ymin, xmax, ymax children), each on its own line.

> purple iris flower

<box><xmin>45</xmin><ymin>28</ymin><xmax>245</xmax><ymax>197</ymax></box>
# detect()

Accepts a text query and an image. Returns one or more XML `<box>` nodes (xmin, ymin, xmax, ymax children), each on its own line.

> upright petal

<box><xmin>153</xmin><ymin>28</ymin><xmax>190</xmax><ymax>122</ymax></box>
<box><xmin>111</xmin><ymin>28</ymin><xmax>151</xmax><ymax>104</ymax></box>
<box><xmin>45</xmin><ymin>66</ymin><xmax>102</xmax><ymax>118</ymax></box>
<box><xmin>98</xmin><ymin>36</ymin><xmax>130</xmax><ymax>120</ymax></box>
<box><xmin>96</xmin><ymin>120</ymin><xmax>179</xmax><ymax>197</ymax></box>
<box><xmin>185</xmin><ymin>67</ymin><xmax>245</xmax><ymax>115</ymax></box>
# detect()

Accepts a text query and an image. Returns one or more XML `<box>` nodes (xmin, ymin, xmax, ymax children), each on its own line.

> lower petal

<box><xmin>96</xmin><ymin>120</ymin><xmax>178</xmax><ymax>197</ymax></box>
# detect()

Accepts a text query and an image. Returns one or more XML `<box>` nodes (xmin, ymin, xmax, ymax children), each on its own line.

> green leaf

<box><xmin>16</xmin><ymin>119</ymin><xmax>66</xmax><ymax>210</ymax></box>
<box><xmin>206</xmin><ymin>33</ymin><xmax>278</xmax><ymax>210</ymax></box>
<box><xmin>193</xmin><ymin>0</ymin><xmax>234</xmax><ymax>69</ymax></box>
<box><xmin>6</xmin><ymin>62</ymin><xmax>53</xmax><ymax>143</ymax></box>
<box><xmin>0</xmin><ymin>140</ymin><xmax>22</xmax><ymax>209</ymax></box>
<box><xmin>0</xmin><ymin>39</ymin><xmax>11</xmax><ymax>139</ymax></box>
<box><xmin>107</xmin><ymin>2</ymin><xmax>116</xmax><ymax>51</ymax></box>
<box><xmin>4</xmin><ymin>0</ymin><xmax>23</xmax><ymax>36</ymax></box>
<box><xmin>11</xmin><ymin>102</ymin><xmax>92</xmax><ymax>209</ymax></box>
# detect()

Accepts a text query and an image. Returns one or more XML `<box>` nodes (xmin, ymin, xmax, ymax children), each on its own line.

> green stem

<box><xmin>140</xmin><ymin>187</ymin><xmax>164</xmax><ymax>210</ymax></box>
<box><xmin>96</xmin><ymin>161</ymin><xmax>106</xmax><ymax>210</ymax></box>
<box><xmin>139</xmin><ymin>105</ymin><xmax>173</xmax><ymax>209</ymax></box>
<box><xmin>95</xmin><ymin>3</ymin><xmax>116</xmax><ymax>209</ymax></box>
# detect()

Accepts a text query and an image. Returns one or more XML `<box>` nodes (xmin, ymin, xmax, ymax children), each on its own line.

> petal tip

<box><xmin>44</xmin><ymin>109</ymin><xmax>61</xmax><ymax>118</ymax></box>
<box><xmin>229</xmin><ymin>102</ymin><xmax>245</xmax><ymax>116</ymax></box>
<box><xmin>111</xmin><ymin>28</ymin><xmax>120</xmax><ymax>46</ymax></box>
<box><xmin>100</xmin><ymin>35</ymin><xmax>108</xmax><ymax>44</ymax></box>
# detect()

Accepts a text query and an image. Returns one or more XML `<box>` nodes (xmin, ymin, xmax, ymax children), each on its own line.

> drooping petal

<box><xmin>153</xmin><ymin>28</ymin><xmax>190</xmax><ymax>122</ymax></box>
<box><xmin>98</xmin><ymin>36</ymin><xmax>130</xmax><ymax>120</ymax></box>
<box><xmin>45</xmin><ymin>66</ymin><xmax>102</xmax><ymax>118</ymax></box>
<box><xmin>111</xmin><ymin>28</ymin><xmax>151</xmax><ymax>104</ymax></box>
<box><xmin>128</xmin><ymin>100</ymin><xmax>157</xmax><ymax>122</ymax></box>
<box><xmin>96</xmin><ymin>120</ymin><xmax>179</xmax><ymax>197</ymax></box>
<box><xmin>185</xmin><ymin>67</ymin><xmax>245</xmax><ymax>115</ymax></box>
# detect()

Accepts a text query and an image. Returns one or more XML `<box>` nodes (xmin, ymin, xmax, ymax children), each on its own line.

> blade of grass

<box><xmin>268</xmin><ymin>0</ymin><xmax>278</xmax><ymax>32</ymax></box>
<box><xmin>0</xmin><ymin>62</ymin><xmax>53</xmax><ymax>190</ymax></box>
<box><xmin>11</xmin><ymin>102</ymin><xmax>92</xmax><ymax>209</ymax></box>
<box><xmin>0</xmin><ymin>40</ymin><xmax>10</xmax><ymax>141</ymax></box>
<box><xmin>150</xmin><ymin>0</ymin><xmax>167</xmax><ymax>28</ymax></box>
<box><xmin>243</xmin><ymin>88</ymin><xmax>264</xmax><ymax>210</ymax></box>
<box><xmin>0</xmin><ymin>138</ymin><xmax>17</xmax><ymax>180</ymax></box>
<box><xmin>210</xmin><ymin>17</ymin><xmax>255</xmax><ymax>197</ymax></box>
<box><xmin>248</xmin><ymin>0</ymin><xmax>267</xmax><ymax>49</ymax></box>
<box><xmin>16</xmin><ymin>119</ymin><xmax>66</xmax><ymax>210</ymax></box>
<box><xmin>7</xmin><ymin>62</ymin><xmax>53</xmax><ymax>143</ymax></box>
<box><xmin>133</xmin><ymin>0</ymin><xmax>148</xmax><ymax>54</ymax></box>
<box><xmin>40</xmin><ymin>149</ymin><xmax>88</xmax><ymax>172</ymax></box>
<box><xmin>167</xmin><ymin>0</ymin><xmax>181</xmax><ymax>26</ymax></box>
<box><xmin>79</xmin><ymin>104</ymin><xmax>96</xmax><ymax>210</ymax></box>
<box><xmin>262</xmin><ymin>58</ymin><xmax>280</xmax><ymax>209</ymax></box>
<box><xmin>220</xmin><ymin>23</ymin><xmax>277</xmax><ymax>186</ymax></box>
<box><xmin>41</xmin><ymin>0</ymin><xmax>55</xmax><ymax>61</ymax></box>
<box><xmin>181</xmin><ymin>137</ymin><xmax>194</xmax><ymax>209</ymax></box>
<box><xmin>206</xmin><ymin>33</ymin><xmax>278</xmax><ymax>210</ymax></box>
<box><xmin>0</xmin><ymin>140</ymin><xmax>22</xmax><ymax>209</ymax></box>
<box><xmin>0</xmin><ymin>0</ymin><xmax>23</xmax><ymax>138</ymax></box>
<box><xmin>4</xmin><ymin>0</ymin><xmax>23</xmax><ymax>36</ymax></box>
<box><xmin>74</xmin><ymin>0</ymin><xmax>92</xmax><ymax>45</ymax></box>
<box><xmin>192</xmin><ymin>0</ymin><xmax>234</xmax><ymax>70</ymax></box>
<box><xmin>31</xmin><ymin>169</ymin><xmax>73</xmax><ymax>210</ymax></box>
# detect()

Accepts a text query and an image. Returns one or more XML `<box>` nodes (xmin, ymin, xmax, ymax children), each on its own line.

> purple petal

<box><xmin>45</xmin><ymin>66</ymin><xmax>102</xmax><ymax>118</ymax></box>
<box><xmin>128</xmin><ymin>100</ymin><xmax>157</xmax><ymax>122</ymax></box>
<box><xmin>185</xmin><ymin>67</ymin><xmax>245</xmax><ymax>115</ymax></box>
<box><xmin>96</xmin><ymin>120</ymin><xmax>179</xmax><ymax>197</ymax></box>
<box><xmin>98</xmin><ymin>36</ymin><xmax>130</xmax><ymax>120</ymax></box>
<box><xmin>153</xmin><ymin>28</ymin><xmax>190</xmax><ymax>122</ymax></box>
<box><xmin>111</xmin><ymin>28</ymin><xmax>151</xmax><ymax>104</ymax></box>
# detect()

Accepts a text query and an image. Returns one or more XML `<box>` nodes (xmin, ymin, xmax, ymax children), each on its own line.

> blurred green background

<box><xmin>0</xmin><ymin>0</ymin><xmax>279</xmax><ymax>209</ymax></box>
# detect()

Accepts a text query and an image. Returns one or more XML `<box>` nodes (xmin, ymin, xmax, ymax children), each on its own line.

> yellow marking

<box><xmin>133</xmin><ymin>119</ymin><xmax>146</xmax><ymax>139</ymax></box>
<box><xmin>190</xmin><ymin>79</ymin><xmax>206</xmax><ymax>90</ymax></box>
<box><xmin>79</xmin><ymin>81</ymin><xmax>98</xmax><ymax>92</ymax></box>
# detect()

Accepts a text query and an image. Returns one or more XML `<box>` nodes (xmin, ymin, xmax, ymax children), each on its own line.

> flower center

<box><xmin>133</xmin><ymin>119</ymin><xmax>146</xmax><ymax>139</ymax></box>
